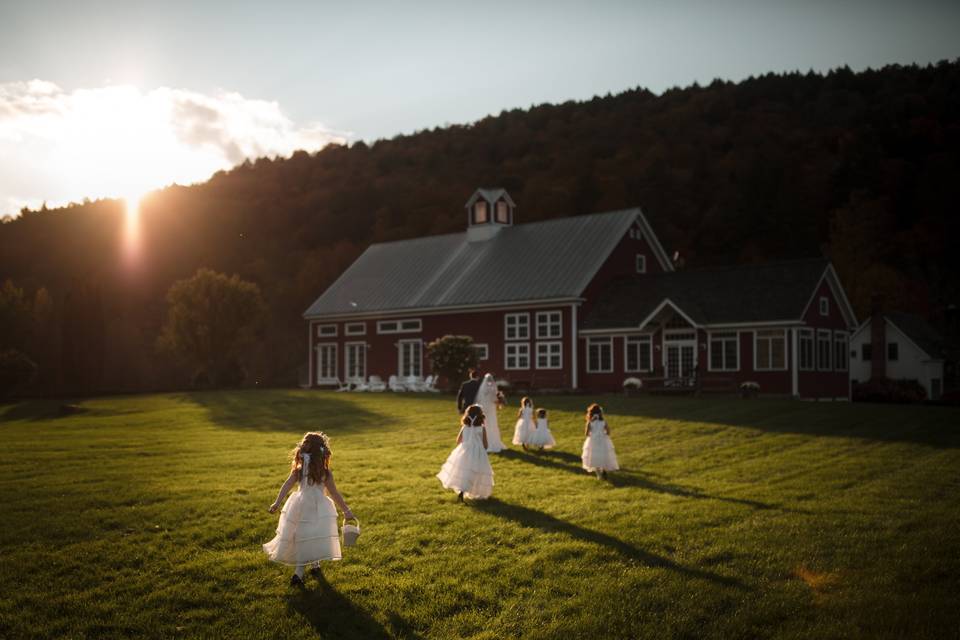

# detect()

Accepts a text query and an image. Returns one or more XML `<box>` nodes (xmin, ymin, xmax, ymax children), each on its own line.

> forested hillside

<box><xmin>2</xmin><ymin>60</ymin><xmax>958</xmax><ymax>393</ymax></box>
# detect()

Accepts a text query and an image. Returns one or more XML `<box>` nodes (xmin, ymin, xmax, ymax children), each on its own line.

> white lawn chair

<box><xmin>405</xmin><ymin>375</ymin><xmax>426</xmax><ymax>392</ymax></box>
<box><xmin>367</xmin><ymin>375</ymin><xmax>387</xmax><ymax>392</ymax></box>
<box><xmin>388</xmin><ymin>375</ymin><xmax>407</xmax><ymax>392</ymax></box>
<box><xmin>334</xmin><ymin>378</ymin><xmax>352</xmax><ymax>392</ymax></box>
<box><xmin>351</xmin><ymin>377</ymin><xmax>371</xmax><ymax>392</ymax></box>
<box><xmin>423</xmin><ymin>374</ymin><xmax>440</xmax><ymax>393</ymax></box>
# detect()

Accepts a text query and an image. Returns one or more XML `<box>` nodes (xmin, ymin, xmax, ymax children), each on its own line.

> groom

<box><xmin>456</xmin><ymin>368</ymin><xmax>482</xmax><ymax>414</ymax></box>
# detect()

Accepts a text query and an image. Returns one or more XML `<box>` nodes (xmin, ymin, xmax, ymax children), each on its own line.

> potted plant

<box><xmin>739</xmin><ymin>381</ymin><xmax>760</xmax><ymax>398</ymax></box>
<box><xmin>622</xmin><ymin>377</ymin><xmax>643</xmax><ymax>396</ymax></box>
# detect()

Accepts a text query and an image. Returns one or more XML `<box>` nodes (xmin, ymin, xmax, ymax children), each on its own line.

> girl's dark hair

<box><xmin>517</xmin><ymin>396</ymin><xmax>532</xmax><ymax>418</ymax></box>
<box><xmin>290</xmin><ymin>431</ymin><xmax>331</xmax><ymax>485</ymax></box>
<box><xmin>585</xmin><ymin>403</ymin><xmax>604</xmax><ymax>424</ymax></box>
<box><xmin>536</xmin><ymin>408</ymin><xmax>547</xmax><ymax>419</ymax></box>
<box><xmin>462</xmin><ymin>404</ymin><xmax>486</xmax><ymax>427</ymax></box>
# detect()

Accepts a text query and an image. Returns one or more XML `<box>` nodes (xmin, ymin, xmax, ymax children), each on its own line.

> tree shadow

<box><xmin>188</xmin><ymin>389</ymin><xmax>389</xmax><ymax>434</ymax></box>
<box><xmin>472</xmin><ymin>498</ymin><xmax>747</xmax><ymax>590</ymax></box>
<box><xmin>0</xmin><ymin>399</ymin><xmax>142</xmax><ymax>423</ymax></box>
<box><xmin>286</xmin><ymin>569</ymin><xmax>423</xmax><ymax>639</ymax></box>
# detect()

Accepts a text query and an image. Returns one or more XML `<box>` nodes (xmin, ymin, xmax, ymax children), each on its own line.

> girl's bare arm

<box><xmin>481</xmin><ymin>426</ymin><xmax>488</xmax><ymax>449</ymax></box>
<box><xmin>268</xmin><ymin>470</ymin><xmax>298</xmax><ymax>513</ymax></box>
<box><xmin>324</xmin><ymin>471</ymin><xmax>355</xmax><ymax>519</ymax></box>
<box><xmin>604</xmin><ymin>422</ymin><xmax>610</xmax><ymax>435</ymax></box>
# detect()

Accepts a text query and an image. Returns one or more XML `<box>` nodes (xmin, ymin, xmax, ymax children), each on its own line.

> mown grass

<box><xmin>1</xmin><ymin>390</ymin><xmax>959</xmax><ymax>639</ymax></box>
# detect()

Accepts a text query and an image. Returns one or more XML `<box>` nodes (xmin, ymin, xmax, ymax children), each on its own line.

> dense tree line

<box><xmin>1</xmin><ymin>60</ymin><xmax>958</xmax><ymax>394</ymax></box>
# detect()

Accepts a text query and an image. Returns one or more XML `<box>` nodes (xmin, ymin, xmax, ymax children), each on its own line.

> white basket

<box><xmin>342</xmin><ymin>518</ymin><xmax>361</xmax><ymax>547</ymax></box>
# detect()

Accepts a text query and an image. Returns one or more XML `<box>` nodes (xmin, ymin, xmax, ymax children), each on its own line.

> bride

<box><xmin>474</xmin><ymin>373</ymin><xmax>507</xmax><ymax>453</ymax></box>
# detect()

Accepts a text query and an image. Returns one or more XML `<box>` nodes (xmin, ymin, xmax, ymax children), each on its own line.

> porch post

<box><xmin>571</xmin><ymin>303</ymin><xmax>578</xmax><ymax>390</ymax></box>
<box><xmin>791</xmin><ymin>327</ymin><xmax>799</xmax><ymax>398</ymax></box>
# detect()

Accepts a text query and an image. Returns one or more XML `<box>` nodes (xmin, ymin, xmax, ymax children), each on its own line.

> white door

<box><xmin>316</xmin><ymin>344</ymin><xmax>337</xmax><ymax>383</ymax></box>
<box><xmin>665</xmin><ymin>342</ymin><xmax>696</xmax><ymax>378</ymax></box>
<box><xmin>398</xmin><ymin>340</ymin><xmax>422</xmax><ymax>377</ymax></box>
<box><xmin>346</xmin><ymin>343</ymin><xmax>366</xmax><ymax>381</ymax></box>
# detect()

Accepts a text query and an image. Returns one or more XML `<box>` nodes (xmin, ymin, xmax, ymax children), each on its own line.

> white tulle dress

<box><xmin>263</xmin><ymin>465</ymin><xmax>342</xmax><ymax>566</ymax></box>
<box><xmin>512</xmin><ymin>405</ymin><xmax>535</xmax><ymax>445</ymax></box>
<box><xmin>476</xmin><ymin>374</ymin><xmax>506</xmax><ymax>453</ymax></box>
<box><xmin>528</xmin><ymin>417</ymin><xmax>556</xmax><ymax>449</ymax></box>
<box><xmin>582</xmin><ymin>419</ymin><xmax>619</xmax><ymax>472</ymax></box>
<box><xmin>437</xmin><ymin>425</ymin><xmax>494</xmax><ymax>499</ymax></box>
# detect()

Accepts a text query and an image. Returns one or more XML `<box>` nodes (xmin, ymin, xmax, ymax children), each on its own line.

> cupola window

<box><xmin>495</xmin><ymin>200</ymin><xmax>509</xmax><ymax>223</ymax></box>
<box><xmin>474</xmin><ymin>201</ymin><xmax>489</xmax><ymax>224</ymax></box>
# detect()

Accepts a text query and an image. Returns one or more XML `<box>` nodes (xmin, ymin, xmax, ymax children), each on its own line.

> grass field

<box><xmin>1</xmin><ymin>390</ymin><xmax>959</xmax><ymax>639</ymax></box>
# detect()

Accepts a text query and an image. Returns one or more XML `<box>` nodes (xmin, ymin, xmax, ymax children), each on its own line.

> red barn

<box><xmin>304</xmin><ymin>188</ymin><xmax>857</xmax><ymax>398</ymax></box>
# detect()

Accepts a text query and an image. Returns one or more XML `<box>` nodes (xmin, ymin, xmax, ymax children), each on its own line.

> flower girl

<box><xmin>512</xmin><ymin>396</ymin><xmax>536</xmax><ymax>449</ymax></box>
<box><xmin>581</xmin><ymin>403</ymin><xmax>619</xmax><ymax>479</ymax></box>
<box><xmin>527</xmin><ymin>407</ymin><xmax>556</xmax><ymax>450</ymax></box>
<box><xmin>437</xmin><ymin>404</ymin><xmax>494</xmax><ymax>501</ymax></box>
<box><xmin>263</xmin><ymin>431</ymin><xmax>355</xmax><ymax>587</ymax></box>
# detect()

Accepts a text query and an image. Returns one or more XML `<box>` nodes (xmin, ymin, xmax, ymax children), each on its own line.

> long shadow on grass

<box><xmin>286</xmin><ymin>570</ymin><xmax>424</xmax><ymax>639</ymax></box>
<box><xmin>188</xmin><ymin>390</ymin><xmax>389</xmax><ymax>434</ymax></box>
<box><xmin>473</xmin><ymin>498</ymin><xmax>747</xmax><ymax>590</ymax></box>
<box><xmin>500</xmin><ymin>449</ymin><xmax>774</xmax><ymax>511</ymax></box>
<box><xmin>0</xmin><ymin>399</ymin><xmax>142</xmax><ymax>422</ymax></box>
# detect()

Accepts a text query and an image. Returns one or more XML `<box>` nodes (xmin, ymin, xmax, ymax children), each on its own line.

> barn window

<box><xmin>587</xmin><ymin>338</ymin><xmax>614</xmax><ymax>373</ymax></box>
<box><xmin>624</xmin><ymin>335</ymin><xmax>652</xmax><ymax>372</ymax></box>
<box><xmin>377</xmin><ymin>319</ymin><xmax>421</xmax><ymax>334</ymax></box>
<box><xmin>345</xmin><ymin>322</ymin><xmax>365</xmax><ymax>336</ymax></box>
<box><xmin>495</xmin><ymin>200</ymin><xmax>509</xmax><ymax>223</ymax></box>
<box><xmin>817</xmin><ymin>329</ymin><xmax>832</xmax><ymax>371</ymax></box>
<box><xmin>798</xmin><ymin>329</ymin><xmax>815</xmax><ymax>371</ymax></box>
<box><xmin>636</xmin><ymin>254</ymin><xmax>647</xmax><ymax>274</ymax></box>
<box><xmin>505</xmin><ymin>343</ymin><xmax>530</xmax><ymax>369</ymax></box>
<box><xmin>317</xmin><ymin>324</ymin><xmax>337</xmax><ymax>337</ymax></box>
<box><xmin>505</xmin><ymin>313</ymin><xmax>530</xmax><ymax>340</ymax></box>
<box><xmin>819</xmin><ymin>297</ymin><xmax>829</xmax><ymax>316</ymax></box>
<box><xmin>536</xmin><ymin>311</ymin><xmax>562</xmax><ymax>339</ymax></box>
<box><xmin>473</xmin><ymin>343</ymin><xmax>489</xmax><ymax>360</ymax></box>
<box><xmin>887</xmin><ymin>342</ymin><xmax>899</xmax><ymax>361</ymax></box>
<box><xmin>862</xmin><ymin>344</ymin><xmax>872</xmax><ymax>361</ymax></box>
<box><xmin>536</xmin><ymin>342</ymin><xmax>562</xmax><ymax>369</ymax></box>
<box><xmin>754</xmin><ymin>330</ymin><xmax>786</xmax><ymax>371</ymax></box>
<box><xmin>834</xmin><ymin>331</ymin><xmax>848</xmax><ymax>371</ymax></box>
<box><xmin>708</xmin><ymin>331</ymin><xmax>739</xmax><ymax>371</ymax></box>
<box><xmin>474</xmin><ymin>201</ymin><xmax>489</xmax><ymax>224</ymax></box>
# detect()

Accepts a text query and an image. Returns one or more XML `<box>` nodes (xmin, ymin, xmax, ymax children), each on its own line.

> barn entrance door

<box><xmin>663</xmin><ymin>329</ymin><xmax>697</xmax><ymax>382</ymax></box>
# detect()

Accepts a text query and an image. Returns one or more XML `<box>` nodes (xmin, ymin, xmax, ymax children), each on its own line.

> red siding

<box><xmin>798</xmin><ymin>278</ymin><xmax>850</xmax><ymax>399</ymax></box>
<box><xmin>581</xmin><ymin>225</ymin><xmax>666</xmax><ymax>318</ymax></box>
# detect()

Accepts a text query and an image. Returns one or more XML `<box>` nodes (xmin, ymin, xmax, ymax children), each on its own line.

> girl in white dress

<box><xmin>263</xmin><ymin>431</ymin><xmax>355</xmax><ymax>587</ymax></box>
<box><xmin>527</xmin><ymin>407</ymin><xmax>556</xmax><ymax>450</ymax></box>
<box><xmin>475</xmin><ymin>373</ymin><xmax>507</xmax><ymax>453</ymax></box>
<box><xmin>581</xmin><ymin>403</ymin><xmax>619</xmax><ymax>479</ymax></box>
<box><xmin>437</xmin><ymin>405</ymin><xmax>495</xmax><ymax>501</ymax></box>
<box><xmin>512</xmin><ymin>397</ymin><xmax>536</xmax><ymax>449</ymax></box>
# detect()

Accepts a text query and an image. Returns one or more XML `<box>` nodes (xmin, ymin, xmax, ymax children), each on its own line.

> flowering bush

<box><xmin>622</xmin><ymin>377</ymin><xmax>643</xmax><ymax>389</ymax></box>
<box><xmin>739</xmin><ymin>381</ymin><xmax>760</xmax><ymax>391</ymax></box>
<box><xmin>496</xmin><ymin>379</ymin><xmax>511</xmax><ymax>389</ymax></box>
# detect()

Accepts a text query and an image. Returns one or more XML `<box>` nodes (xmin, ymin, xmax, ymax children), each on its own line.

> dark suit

<box><xmin>457</xmin><ymin>377</ymin><xmax>482</xmax><ymax>413</ymax></box>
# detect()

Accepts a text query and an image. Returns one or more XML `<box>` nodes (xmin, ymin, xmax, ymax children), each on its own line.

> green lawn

<box><xmin>1</xmin><ymin>391</ymin><xmax>959</xmax><ymax>639</ymax></box>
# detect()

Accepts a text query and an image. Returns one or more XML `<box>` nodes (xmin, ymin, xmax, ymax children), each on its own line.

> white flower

<box><xmin>622</xmin><ymin>377</ymin><xmax>643</xmax><ymax>389</ymax></box>
<box><xmin>739</xmin><ymin>381</ymin><xmax>760</xmax><ymax>391</ymax></box>
<box><xmin>496</xmin><ymin>379</ymin><xmax>511</xmax><ymax>388</ymax></box>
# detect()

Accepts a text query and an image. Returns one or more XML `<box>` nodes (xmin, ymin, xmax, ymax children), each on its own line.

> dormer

<box><xmin>465</xmin><ymin>188</ymin><xmax>515</xmax><ymax>242</ymax></box>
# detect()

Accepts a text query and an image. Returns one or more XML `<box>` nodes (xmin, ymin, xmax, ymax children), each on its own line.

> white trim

<box><xmin>344</xmin><ymin>341</ymin><xmax>367</xmax><ymax>382</ymax></box>
<box><xmin>703</xmin><ymin>320</ymin><xmax>801</xmax><ymax>329</ymax></box>
<box><xmin>706</xmin><ymin>330</ymin><xmax>739</xmax><ymax>372</ymax></box>
<box><xmin>586</xmin><ymin>337</ymin><xmax>614</xmax><ymax>373</ymax></box>
<box><xmin>345</xmin><ymin>322</ymin><xmax>366</xmax><ymax>336</ymax></box>
<box><xmin>635</xmin><ymin>254</ymin><xmax>647</xmax><ymax>274</ymax></box>
<box><xmin>315</xmin><ymin>342</ymin><xmax>338</xmax><ymax>383</ymax></box>
<box><xmin>308</xmin><ymin>321</ymin><xmax>315</xmax><ymax>386</ymax></box>
<box><xmin>571</xmin><ymin>303</ymin><xmax>579</xmax><ymax>389</ymax></box>
<box><xmin>505</xmin><ymin>342</ymin><xmax>531</xmax><ymax>370</ymax></box>
<box><xmin>473</xmin><ymin>343</ymin><xmax>489</xmax><ymax>360</ymax></box>
<box><xmin>505</xmin><ymin>312</ymin><xmax>530</xmax><ymax>341</ymax></box>
<box><xmin>535</xmin><ymin>310</ymin><xmax>563</xmax><ymax>339</ymax></box>
<box><xmin>834</xmin><ymin>330</ymin><xmax>848</xmax><ymax>372</ymax></box>
<box><xmin>535</xmin><ymin>341</ymin><xmax>563</xmax><ymax>370</ymax></box>
<box><xmin>798</xmin><ymin>328</ymin><xmax>815</xmax><ymax>371</ymax></box>
<box><xmin>305</xmin><ymin>296</ymin><xmax>583</xmax><ymax>321</ymax></box>
<box><xmin>791</xmin><ymin>328</ymin><xmax>799</xmax><ymax>397</ymax></box>
<box><xmin>754</xmin><ymin>329</ymin><xmax>788</xmax><ymax>371</ymax></box>
<box><xmin>397</xmin><ymin>338</ymin><xmax>423</xmax><ymax>378</ymax></box>
<box><xmin>636</xmin><ymin>298</ymin><xmax>701</xmax><ymax>331</ymax></box>
<box><xmin>377</xmin><ymin>318</ymin><xmax>422</xmax><ymax>334</ymax></box>
<box><xmin>623</xmin><ymin>334</ymin><xmax>653</xmax><ymax>373</ymax></box>
<box><xmin>816</xmin><ymin>329</ymin><xmax>832</xmax><ymax>371</ymax></box>
<box><xmin>317</xmin><ymin>323</ymin><xmax>338</xmax><ymax>337</ymax></box>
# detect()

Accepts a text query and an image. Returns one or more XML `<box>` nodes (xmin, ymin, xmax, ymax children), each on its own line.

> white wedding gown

<box><xmin>476</xmin><ymin>375</ymin><xmax>506</xmax><ymax>452</ymax></box>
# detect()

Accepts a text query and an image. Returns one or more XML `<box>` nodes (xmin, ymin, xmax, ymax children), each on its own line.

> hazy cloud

<box><xmin>0</xmin><ymin>80</ymin><xmax>347</xmax><ymax>215</ymax></box>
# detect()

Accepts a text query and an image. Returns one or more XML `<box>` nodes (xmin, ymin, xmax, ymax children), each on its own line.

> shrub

<box><xmin>426</xmin><ymin>335</ymin><xmax>478</xmax><ymax>392</ymax></box>
<box><xmin>853</xmin><ymin>378</ymin><xmax>927</xmax><ymax>404</ymax></box>
<box><xmin>0</xmin><ymin>349</ymin><xmax>38</xmax><ymax>396</ymax></box>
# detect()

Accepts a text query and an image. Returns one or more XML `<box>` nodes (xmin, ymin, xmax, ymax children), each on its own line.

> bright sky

<box><xmin>1</xmin><ymin>0</ymin><xmax>958</xmax><ymax>216</ymax></box>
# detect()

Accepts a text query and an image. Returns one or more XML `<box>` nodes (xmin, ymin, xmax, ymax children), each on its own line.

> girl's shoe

<box><xmin>290</xmin><ymin>574</ymin><xmax>305</xmax><ymax>588</ymax></box>
<box><xmin>457</xmin><ymin>491</ymin><xmax>464</xmax><ymax>502</ymax></box>
<box><xmin>309</xmin><ymin>567</ymin><xmax>323</xmax><ymax>580</ymax></box>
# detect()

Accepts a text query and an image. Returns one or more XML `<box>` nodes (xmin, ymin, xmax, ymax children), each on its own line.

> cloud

<box><xmin>0</xmin><ymin>80</ymin><xmax>347</xmax><ymax>215</ymax></box>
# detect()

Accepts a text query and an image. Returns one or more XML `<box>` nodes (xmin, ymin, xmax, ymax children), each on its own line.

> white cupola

<box><xmin>465</xmin><ymin>188</ymin><xmax>515</xmax><ymax>242</ymax></box>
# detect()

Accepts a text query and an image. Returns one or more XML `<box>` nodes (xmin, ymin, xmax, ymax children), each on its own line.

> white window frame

<box><xmin>474</xmin><ymin>200</ymin><xmax>489</xmax><ymax>224</ymax></box>
<box><xmin>587</xmin><ymin>337</ymin><xmax>614</xmax><ymax>373</ymax></box>
<box><xmin>315</xmin><ymin>343</ymin><xmax>338</xmax><ymax>383</ymax></box>
<box><xmin>819</xmin><ymin>296</ymin><xmax>829</xmax><ymax>316</ymax></box>
<box><xmin>473</xmin><ymin>343</ymin><xmax>489</xmax><ymax>361</ymax></box>
<box><xmin>798</xmin><ymin>328</ymin><xmax>815</xmax><ymax>371</ymax></box>
<box><xmin>345</xmin><ymin>322</ymin><xmax>366</xmax><ymax>336</ymax></box>
<box><xmin>397</xmin><ymin>339</ymin><xmax>423</xmax><ymax>378</ymax></box>
<box><xmin>636</xmin><ymin>254</ymin><xmax>647</xmax><ymax>274</ymax></box>
<box><xmin>377</xmin><ymin>318</ymin><xmax>422</xmax><ymax>334</ymax></box>
<box><xmin>505</xmin><ymin>342</ymin><xmax>530</xmax><ymax>370</ymax></box>
<box><xmin>754</xmin><ymin>329</ymin><xmax>787</xmax><ymax>371</ymax></box>
<box><xmin>495</xmin><ymin>200</ymin><xmax>509</xmax><ymax>223</ymax></box>
<box><xmin>345</xmin><ymin>342</ymin><xmax>367</xmax><ymax>382</ymax></box>
<box><xmin>623</xmin><ymin>335</ymin><xmax>653</xmax><ymax>373</ymax></box>
<box><xmin>505</xmin><ymin>313</ymin><xmax>530</xmax><ymax>341</ymax></box>
<box><xmin>817</xmin><ymin>329</ymin><xmax>832</xmax><ymax>371</ymax></box>
<box><xmin>834</xmin><ymin>331</ymin><xmax>848</xmax><ymax>372</ymax></box>
<box><xmin>535</xmin><ymin>310</ymin><xmax>563</xmax><ymax>339</ymax></box>
<box><xmin>317</xmin><ymin>324</ymin><xmax>337</xmax><ymax>337</ymax></box>
<box><xmin>536</xmin><ymin>341</ymin><xmax>563</xmax><ymax>370</ymax></box>
<box><xmin>707</xmin><ymin>331</ymin><xmax>740</xmax><ymax>372</ymax></box>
